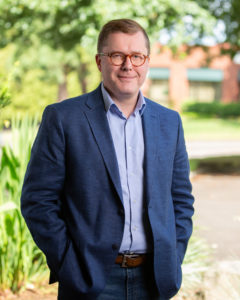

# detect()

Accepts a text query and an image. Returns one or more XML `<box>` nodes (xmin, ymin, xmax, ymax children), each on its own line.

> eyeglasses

<box><xmin>98</xmin><ymin>52</ymin><xmax>149</xmax><ymax>67</ymax></box>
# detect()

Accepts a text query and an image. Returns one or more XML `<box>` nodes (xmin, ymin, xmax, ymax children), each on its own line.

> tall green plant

<box><xmin>0</xmin><ymin>75</ymin><xmax>11</xmax><ymax>111</ymax></box>
<box><xmin>0</xmin><ymin>115</ymin><xmax>48</xmax><ymax>293</ymax></box>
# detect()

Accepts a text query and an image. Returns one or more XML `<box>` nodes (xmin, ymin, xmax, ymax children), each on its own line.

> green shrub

<box><xmin>190</xmin><ymin>156</ymin><xmax>240</xmax><ymax>174</ymax></box>
<box><xmin>183</xmin><ymin>101</ymin><xmax>240</xmax><ymax>118</ymax></box>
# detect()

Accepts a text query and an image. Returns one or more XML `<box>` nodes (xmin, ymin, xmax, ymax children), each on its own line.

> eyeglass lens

<box><xmin>111</xmin><ymin>53</ymin><xmax>146</xmax><ymax>66</ymax></box>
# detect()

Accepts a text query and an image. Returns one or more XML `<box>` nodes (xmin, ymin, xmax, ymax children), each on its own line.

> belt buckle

<box><xmin>121</xmin><ymin>253</ymin><xmax>139</xmax><ymax>268</ymax></box>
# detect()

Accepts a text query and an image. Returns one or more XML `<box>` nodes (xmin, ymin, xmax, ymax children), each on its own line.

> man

<box><xmin>21</xmin><ymin>19</ymin><xmax>194</xmax><ymax>300</ymax></box>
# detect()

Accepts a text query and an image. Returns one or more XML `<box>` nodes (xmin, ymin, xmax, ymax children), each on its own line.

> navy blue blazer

<box><xmin>21</xmin><ymin>85</ymin><xmax>194</xmax><ymax>300</ymax></box>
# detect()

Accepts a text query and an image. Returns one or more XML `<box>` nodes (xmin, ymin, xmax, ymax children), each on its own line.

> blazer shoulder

<box><xmin>46</xmin><ymin>92</ymin><xmax>89</xmax><ymax>112</ymax></box>
<box><xmin>144</xmin><ymin>97</ymin><xmax>179</xmax><ymax>119</ymax></box>
<box><xmin>45</xmin><ymin>85</ymin><xmax>102</xmax><ymax>114</ymax></box>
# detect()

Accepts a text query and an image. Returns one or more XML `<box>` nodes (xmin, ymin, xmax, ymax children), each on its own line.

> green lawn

<box><xmin>182</xmin><ymin>115</ymin><xmax>240</xmax><ymax>141</ymax></box>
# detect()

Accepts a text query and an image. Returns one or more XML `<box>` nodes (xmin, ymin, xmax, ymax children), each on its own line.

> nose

<box><xmin>121</xmin><ymin>55</ymin><xmax>133</xmax><ymax>70</ymax></box>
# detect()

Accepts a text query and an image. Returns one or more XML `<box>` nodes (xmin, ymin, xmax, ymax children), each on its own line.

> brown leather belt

<box><xmin>115</xmin><ymin>254</ymin><xmax>147</xmax><ymax>268</ymax></box>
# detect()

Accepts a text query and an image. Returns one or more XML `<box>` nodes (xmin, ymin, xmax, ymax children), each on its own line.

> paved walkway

<box><xmin>192</xmin><ymin>174</ymin><xmax>240</xmax><ymax>261</ymax></box>
<box><xmin>186</xmin><ymin>140</ymin><xmax>240</xmax><ymax>158</ymax></box>
<box><xmin>190</xmin><ymin>174</ymin><xmax>240</xmax><ymax>300</ymax></box>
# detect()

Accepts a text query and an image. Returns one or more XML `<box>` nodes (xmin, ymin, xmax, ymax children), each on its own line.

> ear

<box><xmin>95</xmin><ymin>54</ymin><xmax>102</xmax><ymax>72</ymax></box>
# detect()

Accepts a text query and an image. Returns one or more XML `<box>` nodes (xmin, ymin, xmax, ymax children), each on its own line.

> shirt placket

<box><xmin>124</xmin><ymin>115</ymin><xmax>136</xmax><ymax>252</ymax></box>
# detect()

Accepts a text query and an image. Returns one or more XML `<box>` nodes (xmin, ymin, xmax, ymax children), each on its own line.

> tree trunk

<box><xmin>77</xmin><ymin>63</ymin><xmax>88</xmax><ymax>94</ymax></box>
<box><xmin>57</xmin><ymin>65</ymin><xmax>69</xmax><ymax>101</ymax></box>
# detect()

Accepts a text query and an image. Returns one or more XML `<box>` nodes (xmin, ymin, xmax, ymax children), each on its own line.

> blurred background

<box><xmin>0</xmin><ymin>0</ymin><xmax>240</xmax><ymax>299</ymax></box>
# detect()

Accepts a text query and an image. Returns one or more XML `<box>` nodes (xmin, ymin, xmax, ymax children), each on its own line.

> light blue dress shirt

<box><xmin>101</xmin><ymin>83</ymin><xmax>151</xmax><ymax>254</ymax></box>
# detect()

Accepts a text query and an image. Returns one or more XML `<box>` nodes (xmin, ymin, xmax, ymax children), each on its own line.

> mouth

<box><xmin>118</xmin><ymin>76</ymin><xmax>136</xmax><ymax>80</ymax></box>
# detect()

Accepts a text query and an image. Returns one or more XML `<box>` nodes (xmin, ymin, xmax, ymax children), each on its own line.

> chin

<box><xmin>119</xmin><ymin>84</ymin><xmax>138</xmax><ymax>92</ymax></box>
<box><xmin>119</xmin><ymin>87</ymin><xmax>135</xmax><ymax>93</ymax></box>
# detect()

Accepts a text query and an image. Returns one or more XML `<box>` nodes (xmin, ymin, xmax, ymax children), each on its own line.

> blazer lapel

<box><xmin>83</xmin><ymin>87</ymin><xmax>123</xmax><ymax>204</ymax></box>
<box><xmin>142</xmin><ymin>100</ymin><xmax>159</xmax><ymax>205</ymax></box>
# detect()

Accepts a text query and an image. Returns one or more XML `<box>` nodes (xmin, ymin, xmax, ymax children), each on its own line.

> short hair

<box><xmin>97</xmin><ymin>19</ymin><xmax>150</xmax><ymax>55</ymax></box>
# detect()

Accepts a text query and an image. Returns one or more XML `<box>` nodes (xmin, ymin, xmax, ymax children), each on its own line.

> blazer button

<box><xmin>112</xmin><ymin>244</ymin><xmax>118</xmax><ymax>250</ymax></box>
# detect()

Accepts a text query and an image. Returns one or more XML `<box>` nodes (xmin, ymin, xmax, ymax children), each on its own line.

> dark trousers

<box><xmin>97</xmin><ymin>262</ymin><xmax>169</xmax><ymax>300</ymax></box>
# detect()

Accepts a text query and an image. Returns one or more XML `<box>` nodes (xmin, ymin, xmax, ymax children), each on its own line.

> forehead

<box><xmin>103</xmin><ymin>31</ymin><xmax>148</xmax><ymax>53</ymax></box>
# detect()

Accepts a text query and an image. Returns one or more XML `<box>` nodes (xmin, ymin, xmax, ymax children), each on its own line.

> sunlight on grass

<box><xmin>182</xmin><ymin>116</ymin><xmax>240</xmax><ymax>141</ymax></box>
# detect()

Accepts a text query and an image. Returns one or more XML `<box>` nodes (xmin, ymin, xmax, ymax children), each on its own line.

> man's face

<box><xmin>96</xmin><ymin>31</ymin><xmax>149</xmax><ymax>102</ymax></box>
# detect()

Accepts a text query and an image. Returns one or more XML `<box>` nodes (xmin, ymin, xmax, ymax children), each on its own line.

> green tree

<box><xmin>217</xmin><ymin>0</ymin><xmax>240</xmax><ymax>55</ymax></box>
<box><xmin>0</xmin><ymin>0</ymin><xmax>98</xmax><ymax>100</ymax></box>
<box><xmin>0</xmin><ymin>0</ymin><xmax>217</xmax><ymax>101</ymax></box>
<box><xmin>197</xmin><ymin>0</ymin><xmax>240</xmax><ymax>56</ymax></box>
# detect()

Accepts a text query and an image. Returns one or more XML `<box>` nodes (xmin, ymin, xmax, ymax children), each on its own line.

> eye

<box><xmin>132</xmin><ymin>54</ymin><xmax>144</xmax><ymax>59</ymax></box>
<box><xmin>111</xmin><ymin>53</ymin><xmax>124</xmax><ymax>59</ymax></box>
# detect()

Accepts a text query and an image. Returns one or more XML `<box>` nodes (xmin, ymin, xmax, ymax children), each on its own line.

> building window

<box><xmin>187</xmin><ymin>68</ymin><xmax>223</xmax><ymax>102</ymax></box>
<box><xmin>148</xmin><ymin>68</ymin><xmax>170</xmax><ymax>106</ymax></box>
<box><xmin>148</xmin><ymin>80</ymin><xmax>169</xmax><ymax>105</ymax></box>
<box><xmin>188</xmin><ymin>81</ymin><xmax>222</xmax><ymax>102</ymax></box>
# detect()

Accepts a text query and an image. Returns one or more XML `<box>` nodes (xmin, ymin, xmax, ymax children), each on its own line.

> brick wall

<box><xmin>143</xmin><ymin>44</ymin><xmax>240</xmax><ymax>110</ymax></box>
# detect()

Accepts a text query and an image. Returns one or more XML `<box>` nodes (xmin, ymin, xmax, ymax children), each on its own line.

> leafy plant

<box><xmin>176</xmin><ymin>231</ymin><xmax>211</xmax><ymax>299</ymax></box>
<box><xmin>0</xmin><ymin>76</ymin><xmax>11</xmax><ymax>110</ymax></box>
<box><xmin>0</xmin><ymin>115</ymin><xmax>48</xmax><ymax>293</ymax></box>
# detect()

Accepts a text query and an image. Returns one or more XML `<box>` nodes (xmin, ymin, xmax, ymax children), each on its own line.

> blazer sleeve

<box><xmin>21</xmin><ymin>105</ymin><xmax>69</xmax><ymax>279</ymax></box>
<box><xmin>172</xmin><ymin>113</ymin><xmax>194</xmax><ymax>264</ymax></box>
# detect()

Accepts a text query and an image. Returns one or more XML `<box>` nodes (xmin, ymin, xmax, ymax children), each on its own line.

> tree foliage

<box><xmin>0</xmin><ymin>0</ymin><xmax>217</xmax><ymax>113</ymax></box>
<box><xmin>197</xmin><ymin>0</ymin><xmax>240</xmax><ymax>55</ymax></box>
<box><xmin>217</xmin><ymin>0</ymin><xmax>240</xmax><ymax>51</ymax></box>
<box><xmin>0</xmin><ymin>0</ymin><xmax>217</xmax><ymax>51</ymax></box>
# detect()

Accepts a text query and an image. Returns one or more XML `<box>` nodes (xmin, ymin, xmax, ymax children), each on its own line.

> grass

<box><xmin>182</xmin><ymin>115</ymin><xmax>240</xmax><ymax>141</ymax></box>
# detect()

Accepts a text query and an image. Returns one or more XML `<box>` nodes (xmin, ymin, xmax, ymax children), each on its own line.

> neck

<box><xmin>105</xmin><ymin>87</ymin><xmax>140</xmax><ymax>119</ymax></box>
<box><xmin>113</xmin><ymin>96</ymin><xmax>138</xmax><ymax>118</ymax></box>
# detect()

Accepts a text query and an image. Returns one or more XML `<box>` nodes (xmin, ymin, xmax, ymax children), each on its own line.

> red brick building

<box><xmin>143</xmin><ymin>43</ymin><xmax>240</xmax><ymax>110</ymax></box>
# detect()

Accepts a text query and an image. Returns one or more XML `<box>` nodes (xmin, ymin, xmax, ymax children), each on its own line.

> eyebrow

<box><xmin>106</xmin><ymin>50</ymin><xmax>147</xmax><ymax>54</ymax></box>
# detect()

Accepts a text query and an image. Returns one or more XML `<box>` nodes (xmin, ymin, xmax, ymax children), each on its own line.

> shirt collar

<box><xmin>101</xmin><ymin>82</ymin><xmax>146</xmax><ymax>116</ymax></box>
